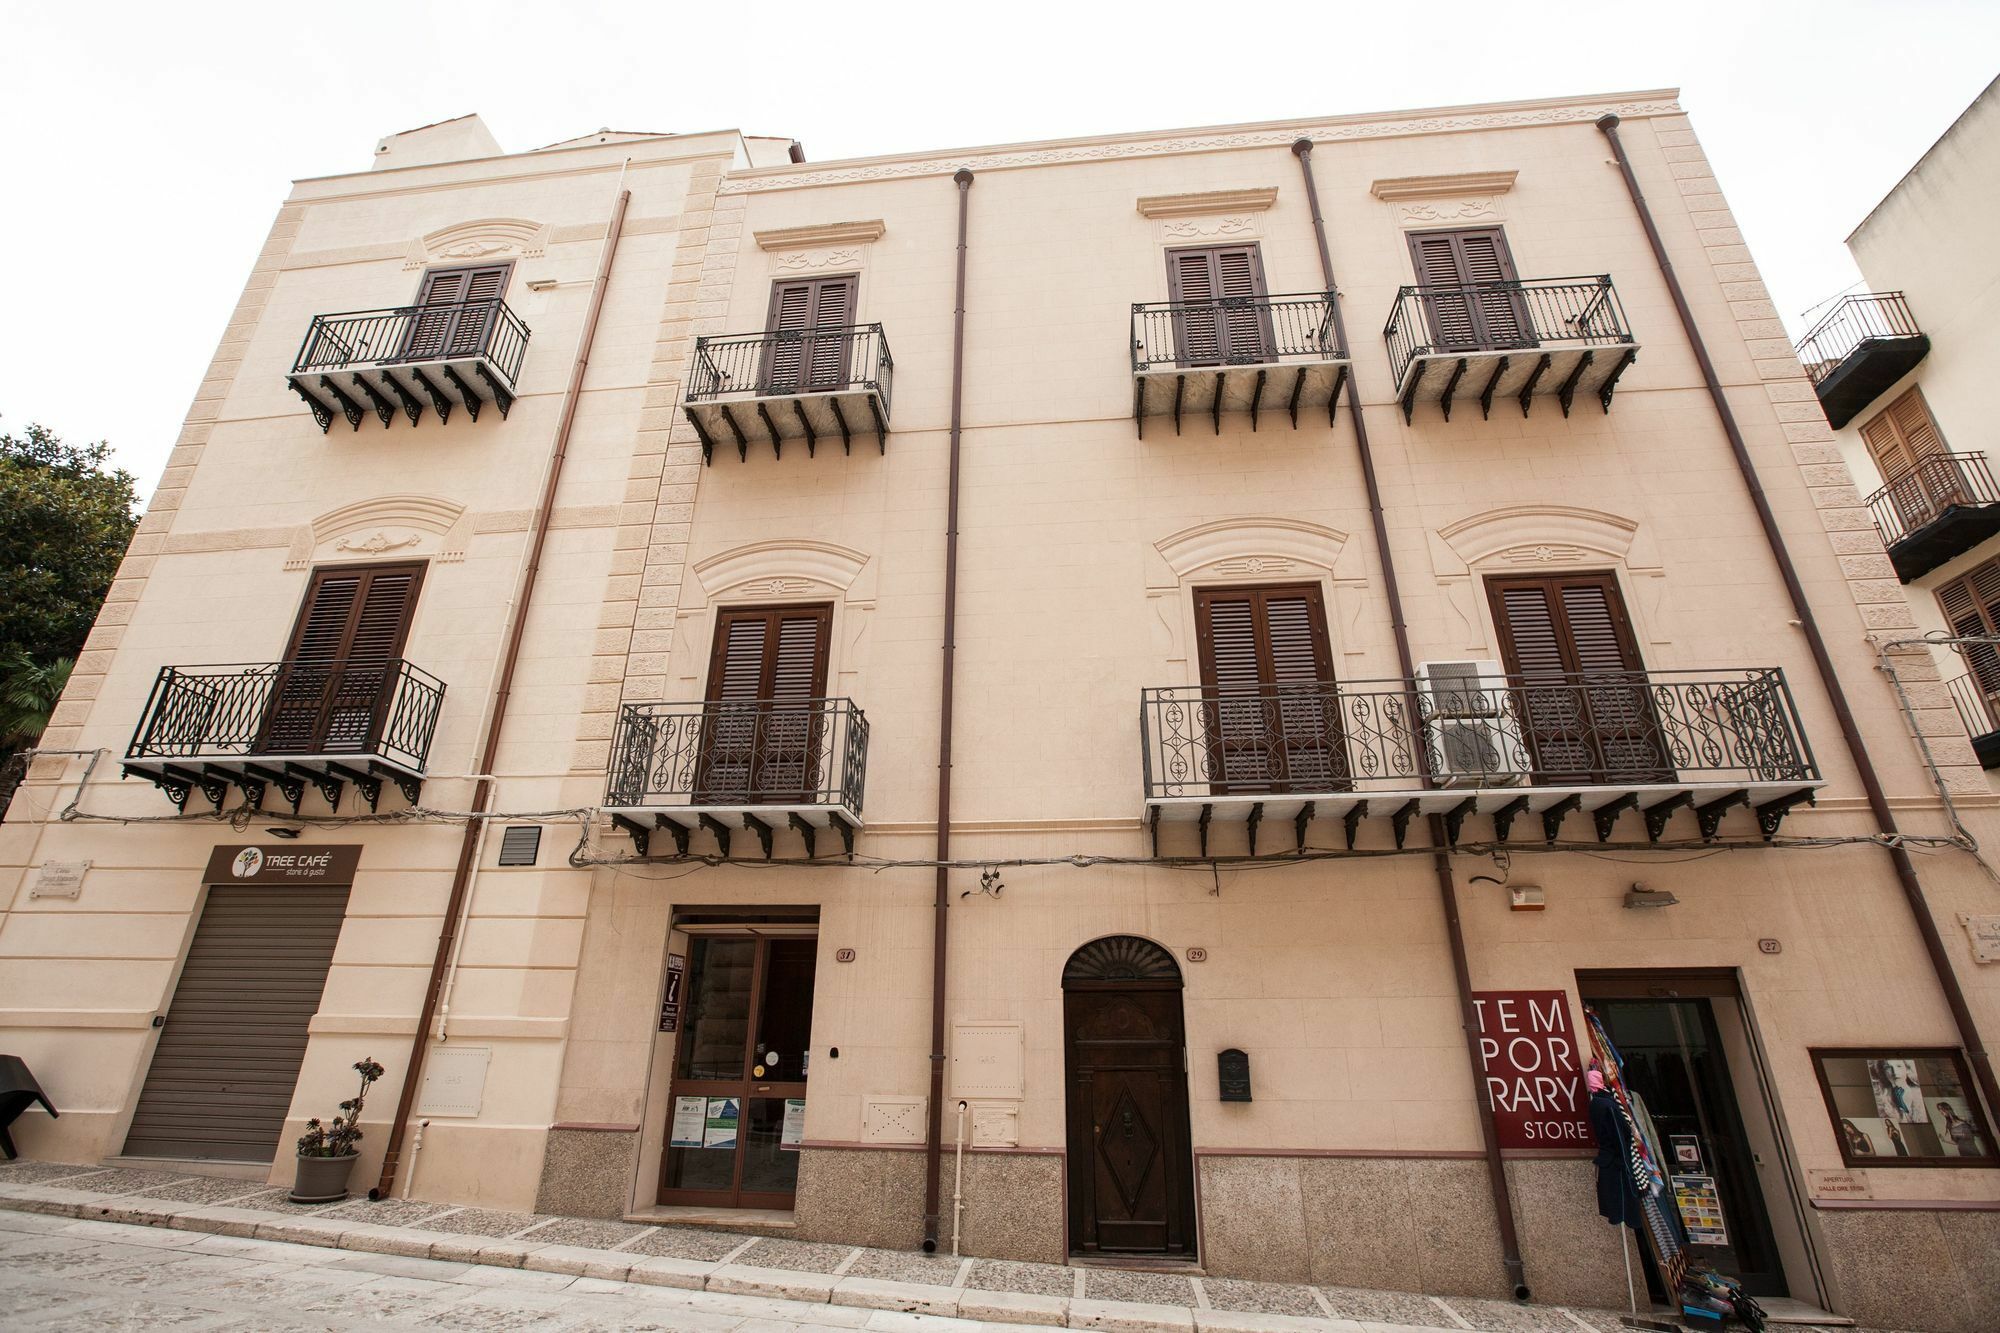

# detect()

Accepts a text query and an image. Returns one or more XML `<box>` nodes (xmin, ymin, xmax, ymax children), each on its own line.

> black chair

<box><xmin>0</xmin><ymin>1055</ymin><xmax>59</xmax><ymax>1159</ymax></box>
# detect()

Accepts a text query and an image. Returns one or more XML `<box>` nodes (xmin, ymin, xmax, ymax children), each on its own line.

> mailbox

<box><xmin>1218</xmin><ymin>1048</ymin><xmax>1251</xmax><ymax>1102</ymax></box>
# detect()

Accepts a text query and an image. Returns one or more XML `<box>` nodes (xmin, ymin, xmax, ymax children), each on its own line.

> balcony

<box><xmin>123</xmin><ymin>658</ymin><xmax>445</xmax><ymax>812</ymax></box>
<box><xmin>1866</xmin><ymin>452</ymin><xmax>2000</xmax><ymax>581</ymax></box>
<box><xmin>682</xmin><ymin>324</ymin><xmax>892</xmax><ymax>463</ymax></box>
<box><xmin>1384</xmin><ymin>276</ymin><xmax>1639</xmax><ymax>423</ymax></box>
<box><xmin>1796</xmin><ymin>293</ymin><xmax>1930</xmax><ymax>429</ymax></box>
<box><xmin>1140</xmin><ymin>669</ymin><xmax>1822</xmax><ymax>854</ymax></box>
<box><xmin>288</xmin><ymin>299</ymin><xmax>530</xmax><ymax>432</ymax></box>
<box><xmin>1946</xmin><ymin>672</ymin><xmax>2000</xmax><ymax>770</ymax></box>
<box><xmin>603</xmin><ymin>698</ymin><xmax>868</xmax><ymax>859</ymax></box>
<box><xmin>1130</xmin><ymin>292</ymin><xmax>1351</xmax><ymax>437</ymax></box>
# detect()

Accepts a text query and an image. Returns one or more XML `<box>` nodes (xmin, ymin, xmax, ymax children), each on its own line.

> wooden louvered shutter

<box><xmin>1195</xmin><ymin>585</ymin><xmax>1341</xmax><ymax>792</ymax></box>
<box><xmin>1487</xmin><ymin>573</ymin><xmax>1663</xmax><ymax>783</ymax></box>
<box><xmin>1865</xmin><ymin>389</ymin><xmax>1952</xmax><ymax>531</ymax></box>
<box><xmin>1410</xmin><ymin>228</ymin><xmax>1530</xmax><ymax>351</ymax></box>
<box><xmin>405</xmin><ymin>264</ymin><xmax>510</xmax><ymax>360</ymax></box>
<box><xmin>261</xmin><ymin>564</ymin><xmax>424</xmax><ymax>755</ymax></box>
<box><xmin>699</xmin><ymin>605</ymin><xmax>833</xmax><ymax>799</ymax></box>
<box><xmin>760</xmin><ymin>276</ymin><xmax>856</xmax><ymax>393</ymax></box>
<box><xmin>1168</xmin><ymin>246</ymin><xmax>1270</xmax><ymax>366</ymax></box>
<box><xmin>1939</xmin><ymin>560</ymin><xmax>2000</xmax><ymax>696</ymax></box>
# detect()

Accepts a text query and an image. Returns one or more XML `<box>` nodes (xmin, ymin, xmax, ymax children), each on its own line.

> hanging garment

<box><xmin>1590</xmin><ymin>1089</ymin><xmax>1643</xmax><ymax>1228</ymax></box>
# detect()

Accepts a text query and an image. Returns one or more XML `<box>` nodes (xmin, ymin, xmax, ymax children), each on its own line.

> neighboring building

<box><xmin>4</xmin><ymin>91</ymin><xmax>1999</xmax><ymax>1329</ymax></box>
<box><xmin>1804</xmin><ymin>75</ymin><xmax>2000</xmax><ymax>788</ymax></box>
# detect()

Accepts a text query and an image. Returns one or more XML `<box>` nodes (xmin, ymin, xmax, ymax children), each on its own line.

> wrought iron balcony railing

<box><xmin>682</xmin><ymin>324</ymin><xmax>893</xmax><ymax>461</ymax></box>
<box><xmin>128</xmin><ymin>658</ymin><xmax>445</xmax><ymax>772</ymax></box>
<box><xmin>605</xmin><ymin>698</ymin><xmax>868</xmax><ymax>854</ymax></box>
<box><xmin>1132</xmin><ymin>292</ymin><xmax>1343</xmax><ymax>372</ymax></box>
<box><xmin>1142</xmin><ymin>668</ymin><xmax>1816</xmax><ymax>803</ymax></box>
<box><xmin>1796</xmin><ymin>292</ymin><xmax>1924</xmax><ymax>387</ymax></box>
<box><xmin>1948</xmin><ymin>671</ymin><xmax>2000</xmax><ymax>741</ymax></box>
<box><xmin>1384</xmin><ymin>276</ymin><xmax>1638</xmax><ymax>421</ymax></box>
<box><xmin>1868</xmin><ymin>452</ymin><xmax>2000</xmax><ymax>546</ymax></box>
<box><xmin>289</xmin><ymin>298</ymin><xmax>530</xmax><ymax>431</ymax></box>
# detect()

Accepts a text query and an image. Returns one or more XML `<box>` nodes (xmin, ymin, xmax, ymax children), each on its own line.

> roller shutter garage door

<box><xmin>123</xmin><ymin>884</ymin><xmax>349</xmax><ymax>1162</ymax></box>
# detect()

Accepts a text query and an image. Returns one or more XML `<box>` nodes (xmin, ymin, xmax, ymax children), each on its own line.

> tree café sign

<box><xmin>1472</xmin><ymin>990</ymin><xmax>1595</xmax><ymax>1149</ymax></box>
<box><xmin>203</xmin><ymin>844</ymin><xmax>362</xmax><ymax>885</ymax></box>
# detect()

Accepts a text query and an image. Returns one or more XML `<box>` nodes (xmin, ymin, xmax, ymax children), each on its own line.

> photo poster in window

<box><xmin>1818</xmin><ymin>1052</ymin><xmax>1990</xmax><ymax>1162</ymax></box>
<box><xmin>670</xmin><ymin>1096</ymin><xmax>706</xmax><ymax>1149</ymax></box>
<box><xmin>704</xmin><ymin>1097</ymin><xmax>740</xmax><ymax>1149</ymax></box>
<box><xmin>1869</xmin><ymin>1058</ymin><xmax>1927</xmax><ymax>1124</ymax></box>
<box><xmin>1670</xmin><ymin>1174</ymin><xmax>1728</xmax><ymax>1247</ymax></box>
<box><xmin>781</xmin><ymin>1098</ymin><xmax>806</xmax><ymax>1152</ymax></box>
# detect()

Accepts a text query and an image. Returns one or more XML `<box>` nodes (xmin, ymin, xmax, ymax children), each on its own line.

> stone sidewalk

<box><xmin>0</xmin><ymin>1162</ymin><xmax>1860</xmax><ymax>1333</ymax></box>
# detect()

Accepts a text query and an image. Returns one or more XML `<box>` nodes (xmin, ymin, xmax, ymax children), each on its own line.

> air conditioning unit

<box><xmin>1416</xmin><ymin>660</ymin><xmax>1530</xmax><ymax>786</ymax></box>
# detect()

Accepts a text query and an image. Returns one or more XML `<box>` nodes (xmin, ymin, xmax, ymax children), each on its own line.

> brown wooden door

<box><xmin>1063</xmin><ymin>937</ymin><xmax>1195</xmax><ymax>1258</ymax></box>
<box><xmin>1487</xmin><ymin>572</ymin><xmax>1667</xmax><ymax>783</ymax></box>
<box><xmin>1194</xmin><ymin>584</ymin><xmax>1345</xmax><ymax>792</ymax></box>
<box><xmin>1409</xmin><ymin>227</ymin><xmax>1533</xmax><ymax>351</ymax></box>
<box><xmin>404</xmin><ymin>263</ymin><xmax>511</xmax><ymax>361</ymax></box>
<box><xmin>260</xmin><ymin>563</ymin><xmax>424</xmax><ymax>755</ymax></box>
<box><xmin>124</xmin><ymin>882</ymin><xmax>350</xmax><ymax>1162</ymax></box>
<box><xmin>698</xmin><ymin>605</ymin><xmax>832</xmax><ymax>801</ymax></box>
<box><xmin>1167</xmin><ymin>245</ymin><xmax>1272</xmax><ymax>366</ymax></box>
<box><xmin>759</xmin><ymin>275</ymin><xmax>857</xmax><ymax>394</ymax></box>
<box><xmin>659</xmin><ymin>933</ymin><xmax>817</xmax><ymax>1209</ymax></box>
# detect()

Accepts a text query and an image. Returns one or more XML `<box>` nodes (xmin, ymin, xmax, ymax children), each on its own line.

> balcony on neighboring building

<box><xmin>1796</xmin><ymin>292</ymin><xmax>1930</xmax><ymax>429</ymax></box>
<box><xmin>603</xmin><ymin>698</ymin><xmax>868</xmax><ymax>858</ymax></box>
<box><xmin>1866</xmin><ymin>452</ymin><xmax>2000</xmax><ymax>582</ymax></box>
<box><xmin>288</xmin><ymin>299</ymin><xmax>530</xmax><ymax>432</ymax></box>
<box><xmin>1140</xmin><ymin>667</ymin><xmax>1822</xmax><ymax>854</ymax></box>
<box><xmin>682</xmin><ymin>324</ymin><xmax>893</xmax><ymax>463</ymax></box>
<box><xmin>123</xmin><ymin>658</ymin><xmax>445</xmax><ymax>812</ymax></box>
<box><xmin>1946</xmin><ymin>672</ymin><xmax>2000</xmax><ymax>770</ymax></box>
<box><xmin>1130</xmin><ymin>291</ymin><xmax>1351</xmax><ymax>437</ymax></box>
<box><xmin>1384</xmin><ymin>275</ymin><xmax>1639</xmax><ymax>423</ymax></box>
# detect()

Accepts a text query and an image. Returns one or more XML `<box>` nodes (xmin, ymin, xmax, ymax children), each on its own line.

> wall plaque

<box><xmin>1218</xmin><ymin>1048</ymin><xmax>1252</xmax><ymax>1102</ymax></box>
<box><xmin>203</xmin><ymin>844</ymin><xmax>362</xmax><ymax>885</ymax></box>
<box><xmin>658</xmin><ymin>952</ymin><xmax>686</xmax><ymax>1032</ymax></box>
<box><xmin>1961</xmin><ymin>915</ymin><xmax>2000</xmax><ymax>963</ymax></box>
<box><xmin>29</xmin><ymin>860</ymin><xmax>89</xmax><ymax>899</ymax></box>
<box><xmin>1472</xmin><ymin>990</ymin><xmax>1593</xmax><ymax>1149</ymax></box>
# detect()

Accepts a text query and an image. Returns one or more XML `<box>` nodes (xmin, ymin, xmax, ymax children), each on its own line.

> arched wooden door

<box><xmin>1063</xmin><ymin>937</ymin><xmax>1197</xmax><ymax>1258</ymax></box>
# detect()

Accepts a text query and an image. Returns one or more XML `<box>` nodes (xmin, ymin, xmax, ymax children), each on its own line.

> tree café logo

<box><xmin>231</xmin><ymin>848</ymin><xmax>264</xmax><ymax>879</ymax></box>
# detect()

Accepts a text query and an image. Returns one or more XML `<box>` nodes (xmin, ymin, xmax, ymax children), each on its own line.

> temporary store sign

<box><xmin>670</xmin><ymin>1096</ymin><xmax>705</xmax><ymax>1149</ymax></box>
<box><xmin>1471</xmin><ymin>990</ymin><xmax>1594</xmax><ymax>1149</ymax></box>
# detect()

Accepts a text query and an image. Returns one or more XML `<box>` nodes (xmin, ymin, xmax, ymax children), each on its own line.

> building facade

<box><xmin>5</xmin><ymin>92</ymin><xmax>2000</xmax><ymax>1330</ymax></box>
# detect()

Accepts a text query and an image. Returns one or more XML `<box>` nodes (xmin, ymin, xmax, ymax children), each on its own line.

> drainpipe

<box><xmin>1596</xmin><ymin>115</ymin><xmax>2000</xmax><ymax>1128</ymax></box>
<box><xmin>373</xmin><ymin>177</ymin><xmax>634</xmax><ymax>1199</ymax></box>
<box><xmin>922</xmin><ymin>166</ymin><xmax>974</xmax><ymax>1252</ymax></box>
<box><xmin>1292</xmin><ymin>139</ymin><xmax>1530</xmax><ymax>1301</ymax></box>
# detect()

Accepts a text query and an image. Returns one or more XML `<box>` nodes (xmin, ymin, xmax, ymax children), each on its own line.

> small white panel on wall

<box><xmin>950</xmin><ymin>1021</ymin><xmax>1025</xmax><ymax>1101</ymax></box>
<box><xmin>970</xmin><ymin>1102</ymin><xmax>1020</xmax><ymax>1148</ymax></box>
<box><xmin>862</xmin><ymin>1095</ymin><xmax>926</xmax><ymax>1144</ymax></box>
<box><xmin>417</xmin><ymin>1045</ymin><xmax>492</xmax><ymax>1118</ymax></box>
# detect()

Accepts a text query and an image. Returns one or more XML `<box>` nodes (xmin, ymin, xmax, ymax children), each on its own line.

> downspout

<box><xmin>1596</xmin><ymin>114</ymin><xmax>2000</xmax><ymax>1126</ymax></box>
<box><xmin>1292</xmin><ymin>139</ymin><xmax>1530</xmax><ymax>1301</ymax></box>
<box><xmin>374</xmin><ymin>177</ymin><xmax>634</xmax><ymax>1198</ymax></box>
<box><xmin>922</xmin><ymin>166</ymin><xmax>974</xmax><ymax>1252</ymax></box>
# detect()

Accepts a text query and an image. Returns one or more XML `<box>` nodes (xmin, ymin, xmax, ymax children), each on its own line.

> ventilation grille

<box><xmin>498</xmin><ymin>826</ymin><xmax>541</xmax><ymax>867</ymax></box>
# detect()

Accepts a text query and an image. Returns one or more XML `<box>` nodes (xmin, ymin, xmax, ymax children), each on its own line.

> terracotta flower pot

<box><xmin>290</xmin><ymin>1151</ymin><xmax>360</xmax><ymax>1204</ymax></box>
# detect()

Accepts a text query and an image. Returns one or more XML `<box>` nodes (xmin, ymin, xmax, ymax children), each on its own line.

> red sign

<box><xmin>1472</xmin><ymin>990</ymin><xmax>1594</xmax><ymax>1149</ymax></box>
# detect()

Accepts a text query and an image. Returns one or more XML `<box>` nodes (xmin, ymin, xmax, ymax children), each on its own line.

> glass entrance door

<box><xmin>659</xmin><ymin>934</ymin><xmax>817</xmax><ymax>1209</ymax></box>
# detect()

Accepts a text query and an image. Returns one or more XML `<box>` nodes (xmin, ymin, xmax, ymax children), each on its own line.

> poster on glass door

<box><xmin>670</xmin><ymin>1096</ymin><xmax>706</xmax><ymax>1149</ymax></box>
<box><xmin>704</xmin><ymin>1097</ymin><xmax>740</xmax><ymax>1149</ymax></box>
<box><xmin>781</xmin><ymin>1098</ymin><xmax>806</xmax><ymax>1152</ymax></box>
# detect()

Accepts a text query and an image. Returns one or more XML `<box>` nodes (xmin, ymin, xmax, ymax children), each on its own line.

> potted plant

<box><xmin>290</xmin><ymin>1057</ymin><xmax>384</xmax><ymax>1204</ymax></box>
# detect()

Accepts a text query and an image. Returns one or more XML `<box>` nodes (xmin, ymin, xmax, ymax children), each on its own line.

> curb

<box><xmin>0</xmin><ymin>1183</ymin><xmax>1423</xmax><ymax>1333</ymax></box>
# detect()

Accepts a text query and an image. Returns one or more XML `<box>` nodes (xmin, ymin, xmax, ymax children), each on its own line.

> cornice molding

<box><xmin>718</xmin><ymin>94</ymin><xmax>1681</xmax><ymax>195</ymax></box>
<box><xmin>755</xmin><ymin>219</ymin><xmax>886</xmax><ymax>250</ymax></box>
<box><xmin>1136</xmin><ymin>187</ymin><xmax>1278</xmax><ymax>219</ymax></box>
<box><xmin>1370</xmin><ymin>170</ymin><xmax>1518</xmax><ymax>201</ymax></box>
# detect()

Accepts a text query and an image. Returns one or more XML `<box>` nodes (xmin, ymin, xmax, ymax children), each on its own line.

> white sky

<box><xmin>1</xmin><ymin>2</ymin><xmax>1993</xmax><ymax>496</ymax></box>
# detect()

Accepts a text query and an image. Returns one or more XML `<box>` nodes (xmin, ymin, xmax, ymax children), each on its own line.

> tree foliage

<box><xmin>0</xmin><ymin>421</ymin><xmax>140</xmax><ymax>666</ymax></box>
<box><xmin>0</xmin><ymin>653</ymin><xmax>73</xmax><ymax>746</ymax></box>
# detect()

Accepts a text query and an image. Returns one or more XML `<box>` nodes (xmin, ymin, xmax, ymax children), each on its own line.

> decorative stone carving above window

<box><xmin>1371</xmin><ymin>171</ymin><xmax>1516</xmax><ymax>228</ymax></box>
<box><xmin>772</xmin><ymin>246</ymin><xmax>867</xmax><ymax>273</ymax></box>
<box><xmin>1425</xmin><ymin>504</ymin><xmax>1668</xmax><ymax>649</ymax></box>
<box><xmin>403</xmin><ymin>218</ymin><xmax>552</xmax><ymax>270</ymax></box>
<box><xmin>1146</xmin><ymin>517</ymin><xmax>1371</xmax><ymax>660</ymax></box>
<box><xmin>1136</xmin><ymin>187</ymin><xmax>1279</xmax><ymax>219</ymax></box>
<box><xmin>287</xmin><ymin>494</ymin><xmax>470</xmax><ymax>569</ymax></box>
